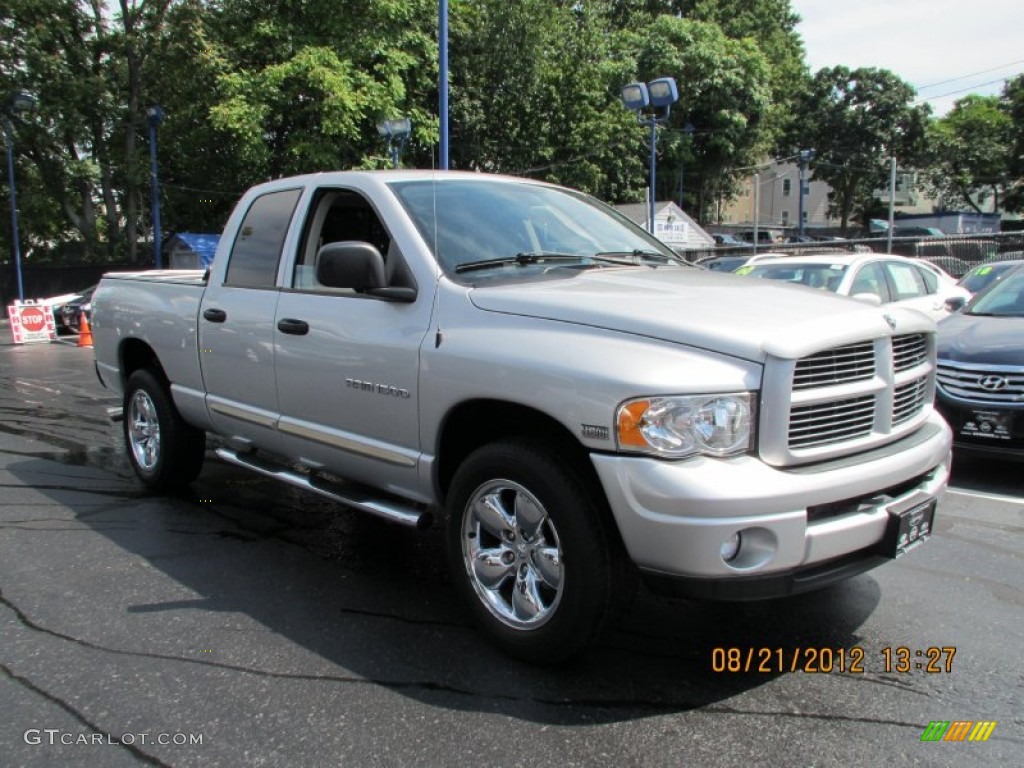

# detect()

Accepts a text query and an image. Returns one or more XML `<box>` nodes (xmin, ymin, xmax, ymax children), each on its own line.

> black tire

<box><xmin>446</xmin><ymin>439</ymin><xmax>620</xmax><ymax>663</ymax></box>
<box><xmin>123</xmin><ymin>369</ymin><xmax>206</xmax><ymax>492</ymax></box>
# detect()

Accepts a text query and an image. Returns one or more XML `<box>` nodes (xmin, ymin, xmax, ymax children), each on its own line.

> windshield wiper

<box><xmin>593</xmin><ymin>249</ymin><xmax>683</xmax><ymax>266</ymax></box>
<box><xmin>455</xmin><ymin>252</ymin><xmax>586</xmax><ymax>273</ymax></box>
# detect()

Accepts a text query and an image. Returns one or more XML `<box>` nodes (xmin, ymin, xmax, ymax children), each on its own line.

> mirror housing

<box><xmin>851</xmin><ymin>292</ymin><xmax>883</xmax><ymax>306</ymax></box>
<box><xmin>316</xmin><ymin>241</ymin><xmax>386</xmax><ymax>291</ymax></box>
<box><xmin>945</xmin><ymin>296</ymin><xmax>967</xmax><ymax>313</ymax></box>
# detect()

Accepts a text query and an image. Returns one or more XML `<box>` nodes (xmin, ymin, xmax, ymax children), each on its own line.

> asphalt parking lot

<box><xmin>1</xmin><ymin>337</ymin><xmax>1021</xmax><ymax>767</ymax></box>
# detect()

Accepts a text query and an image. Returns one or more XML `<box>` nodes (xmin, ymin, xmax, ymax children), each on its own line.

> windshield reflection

<box><xmin>389</xmin><ymin>178</ymin><xmax>680</xmax><ymax>279</ymax></box>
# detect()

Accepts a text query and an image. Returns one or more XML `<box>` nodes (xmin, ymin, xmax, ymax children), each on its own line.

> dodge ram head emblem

<box><xmin>979</xmin><ymin>375</ymin><xmax>1009</xmax><ymax>392</ymax></box>
<box><xmin>883</xmin><ymin>314</ymin><xmax>897</xmax><ymax>330</ymax></box>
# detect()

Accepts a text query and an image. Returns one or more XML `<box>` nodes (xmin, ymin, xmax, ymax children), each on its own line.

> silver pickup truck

<box><xmin>93</xmin><ymin>171</ymin><xmax>952</xmax><ymax>661</ymax></box>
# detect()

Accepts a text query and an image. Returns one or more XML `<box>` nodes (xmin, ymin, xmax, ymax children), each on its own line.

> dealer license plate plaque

<box><xmin>882</xmin><ymin>497</ymin><xmax>936</xmax><ymax>558</ymax></box>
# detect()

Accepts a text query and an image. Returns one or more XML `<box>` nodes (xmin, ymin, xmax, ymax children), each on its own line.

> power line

<box><xmin>915</xmin><ymin>58</ymin><xmax>1024</xmax><ymax>91</ymax></box>
<box><xmin>914</xmin><ymin>75</ymin><xmax>1019</xmax><ymax>105</ymax></box>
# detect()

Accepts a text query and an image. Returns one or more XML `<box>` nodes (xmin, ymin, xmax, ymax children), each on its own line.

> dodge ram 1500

<box><xmin>93</xmin><ymin>171</ymin><xmax>952</xmax><ymax>661</ymax></box>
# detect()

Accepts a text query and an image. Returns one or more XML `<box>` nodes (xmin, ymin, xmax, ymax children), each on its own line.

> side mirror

<box><xmin>316</xmin><ymin>241</ymin><xmax>386</xmax><ymax>291</ymax></box>
<box><xmin>945</xmin><ymin>296</ymin><xmax>967</xmax><ymax>313</ymax></box>
<box><xmin>851</xmin><ymin>292</ymin><xmax>883</xmax><ymax>306</ymax></box>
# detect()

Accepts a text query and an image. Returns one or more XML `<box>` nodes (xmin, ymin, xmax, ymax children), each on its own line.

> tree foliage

<box><xmin>1003</xmin><ymin>74</ymin><xmax>1024</xmax><ymax>214</ymax></box>
<box><xmin>786</xmin><ymin>66</ymin><xmax>930</xmax><ymax>232</ymax></box>
<box><xmin>923</xmin><ymin>95</ymin><xmax>1013</xmax><ymax>214</ymax></box>
<box><xmin>2</xmin><ymin>0</ymin><xmax>174</xmax><ymax>263</ymax></box>
<box><xmin>634</xmin><ymin>14</ymin><xmax>773</xmax><ymax>218</ymax></box>
<box><xmin>8</xmin><ymin>0</ymin><xmax>1000</xmax><ymax>264</ymax></box>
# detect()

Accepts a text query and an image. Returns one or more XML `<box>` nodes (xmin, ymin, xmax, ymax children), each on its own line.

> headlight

<box><xmin>616</xmin><ymin>393</ymin><xmax>755</xmax><ymax>459</ymax></box>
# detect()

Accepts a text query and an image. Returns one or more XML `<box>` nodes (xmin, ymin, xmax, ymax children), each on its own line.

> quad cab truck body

<box><xmin>92</xmin><ymin>171</ymin><xmax>952</xmax><ymax>661</ymax></box>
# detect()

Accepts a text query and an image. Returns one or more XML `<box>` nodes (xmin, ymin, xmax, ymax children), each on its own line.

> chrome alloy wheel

<box><xmin>128</xmin><ymin>389</ymin><xmax>161</xmax><ymax>471</ymax></box>
<box><xmin>461</xmin><ymin>479</ymin><xmax>564</xmax><ymax>629</ymax></box>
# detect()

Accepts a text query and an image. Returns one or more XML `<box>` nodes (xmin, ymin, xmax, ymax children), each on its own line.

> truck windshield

<box><xmin>388</xmin><ymin>178</ymin><xmax>682</xmax><ymax>279</ymax></box>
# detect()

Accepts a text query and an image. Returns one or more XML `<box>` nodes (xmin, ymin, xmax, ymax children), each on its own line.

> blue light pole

<box><xmin>4</xmin><ymin>91</ymin><xmax>36</xmax><ymax>301</ymax></box>
<box><xmin>621</xmin><ymin>78</ymin><xmax>679</xmax><ymax>234</ymax></box>
<box><xmin>147</xmin><ymin>105</ymin><xmax>163</xmax><ymax>269</ymax></box>
<box><xmin>439</xmin><ymin>0</ymin><xmax>449</xmax><ymax>169</ymax></box>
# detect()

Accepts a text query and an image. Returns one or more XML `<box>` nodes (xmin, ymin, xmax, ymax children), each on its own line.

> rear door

<box><xmin>198</xmin><ymin>187</ymin><xmax>302</xmax><ymax>452</ymax></box>
<box><xmin>881</xmin><ymin>259</ymin><xmax>945</xmax><ymax>319</ymax></box>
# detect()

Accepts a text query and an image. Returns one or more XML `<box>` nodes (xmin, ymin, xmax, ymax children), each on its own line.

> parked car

<box><xmin>958</xmin><ymin>259</ymin><xmax>1024</xmax><ymax>295</ymax></box>
<box><xmin>61</xmin><ymin>285</ymin><xmax>96</xmax><ymax>333</ymax></box>
<box><xmin>735</xmin><ymin>252</ymin><xmax>971</xmax><ymax>321</ymax></box>
<box><xmin>37</xmin><ymin>288</ymin><xmax>89</xmax><ymax>335</ymax></box>
<box><xmin>711</xmin><ymin>233</ymin><xmax>748</xmax><ymax>247</ymax></box>
<box><xmin>936</xmin><ymin>263</ymin><xmax>1024</xmax><ymax>460</ymax></box>
<box><xmin>736</xmin><ymin>228</ymin><xmax>783</xmax><ymax>245</ymax></box>
<box><xmin>695</xmin><ymin>253</ymin><xmax>755</xmax><ymax>272</ymax></box>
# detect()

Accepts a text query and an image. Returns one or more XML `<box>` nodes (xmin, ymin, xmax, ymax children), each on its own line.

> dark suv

<box><xmin>936</xmin><ymin>264</ymin><xmax>1024</xmax><ymax>460</ymax></box>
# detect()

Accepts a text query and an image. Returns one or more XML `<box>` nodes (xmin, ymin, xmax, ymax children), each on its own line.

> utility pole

<box><xmin>887</xmin><ymin>157</ymin><xmax>896</xmax><ymax>255</ymax></box>
<box><xmin>797</xmin><ymin>148</ymin><xmax>815</xmax><ymax>239</ymax></box>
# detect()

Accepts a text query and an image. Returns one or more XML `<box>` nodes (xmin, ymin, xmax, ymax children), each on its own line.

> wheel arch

<box><xmin>119</xmin><ymin>338</ymin><xmax>169</xmax><ymax>389</ymax></box>
<box><xmin>435</xmin><ymin>399</ymin><xmax>617</xmax><ymax>536</ymax></box>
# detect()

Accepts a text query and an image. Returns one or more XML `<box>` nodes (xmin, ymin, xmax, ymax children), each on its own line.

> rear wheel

<box><xmin>123</xmin><ymin>369</ymin><xmax>205</xmax><ymax>491</ymax></box>
<box><xmin>446</xmin><ymin>440</ymin><xmax>620</xmax><ymax>662</ymax></box>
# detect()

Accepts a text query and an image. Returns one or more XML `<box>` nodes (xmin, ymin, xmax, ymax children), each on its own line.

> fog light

<box><xmin>721</xmin><ymin>532</ymin><xmax>741</xmax><ymax>562</ymax></box>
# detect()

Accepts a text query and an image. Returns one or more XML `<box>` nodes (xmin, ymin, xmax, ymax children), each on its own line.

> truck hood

<box><xmin>468</xmin><ymin>267</ymin><xmax>931</xmax><ymax>362</ymax></box>
<box><xmin>937</xmin><ymin>312</ymin><xmax>1024</xmax><ymax>366</ymax></box>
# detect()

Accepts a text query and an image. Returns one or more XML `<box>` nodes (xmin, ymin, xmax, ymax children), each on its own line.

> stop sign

<box><xmin>20</xmin><ymin>306</ymin><xmax>47</xmax><ymax>333</ymax></box>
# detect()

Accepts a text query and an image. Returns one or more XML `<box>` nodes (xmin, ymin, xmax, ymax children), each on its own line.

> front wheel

<box><xmin>123</xmin><ymin>369</ymin><xmax>205</xmax><ymax>491</ymax></box>
<box><xmin>446</xmin><ymin>440</ymin><xmax>620</xmax><ymax>662</ymax></box>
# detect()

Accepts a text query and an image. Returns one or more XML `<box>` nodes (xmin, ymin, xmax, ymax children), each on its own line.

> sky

<box><xmin>791</xmin><ymin>0</ymin><xmax>1024</xmax><ymax>115</ymax></box>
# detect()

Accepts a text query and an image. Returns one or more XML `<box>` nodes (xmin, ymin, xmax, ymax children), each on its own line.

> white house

<box><xmin>614</xmin><ymin>201</ymin><xmax>715</xmax><ymax>251</ymax></box>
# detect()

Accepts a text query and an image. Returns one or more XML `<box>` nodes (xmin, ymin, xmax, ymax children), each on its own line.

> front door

<box><xmin>273</xmin><ymin>186</ymin><xmax>432</xmax><ymax>497</ymax></box>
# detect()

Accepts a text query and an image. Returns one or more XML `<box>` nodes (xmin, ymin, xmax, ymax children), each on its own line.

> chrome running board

<box><xmin>215</xmin><ymin>447</ymin><xmax>432</xmax><ymax>529</ymax></box>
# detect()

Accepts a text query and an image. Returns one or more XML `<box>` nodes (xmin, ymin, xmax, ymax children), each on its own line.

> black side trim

<box><xmin>641</xmin><ymin>548</ymin><xmax>889</xmax><ymax>602</ymax></box>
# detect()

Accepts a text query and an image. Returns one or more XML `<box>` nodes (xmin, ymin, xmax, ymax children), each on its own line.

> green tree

<box><xmin>787</xmin><ymin>66</ymin><xmax>930</xmax><ymax>233</ymax></box>
<box><xmin>633</xmin><ymin>15</ymin><xmax>773</xmax><ymax>219</ymax></box>
<box><xmin>923</xmin><ymin>95</ymin><xmax>1013</xmax><ymax>214</ymax></box>
<box><xmin>448</xmin><ymin>0</ymin><xmax>642</xmax><ymax>198</ymax></box>
<box><xmin>1003</xmin><ymin>74</ymin><xmax>1024</xmax><ymax>213</ymax></box>
<box><xmin>1</xmin><ymin>0</ymin><xmax>174</xmax><ymax>263</ymax></box>
<box><xmin>200</xmin><ymin>0</ymin><xmax>438</xmax><ymax>181</ymax></box>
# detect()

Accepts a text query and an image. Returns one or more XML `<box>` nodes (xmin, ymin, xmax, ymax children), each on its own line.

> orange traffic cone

<box><xmin>77</xmin><ymin>313</ymin><xmax>94</xmax><ymax>348</ymax></box>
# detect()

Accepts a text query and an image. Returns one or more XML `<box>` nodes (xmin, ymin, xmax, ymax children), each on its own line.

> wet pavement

<box><xmin>0</xmin><ymin>337</ymin><xmax>1021</xmax><ymax>767</ymax></box>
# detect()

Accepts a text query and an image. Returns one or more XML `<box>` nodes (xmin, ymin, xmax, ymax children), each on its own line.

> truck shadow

<box><xmin>8</xmin><ymin>448</ymin><xmax>884</xmax><ymax>725</ymax></box>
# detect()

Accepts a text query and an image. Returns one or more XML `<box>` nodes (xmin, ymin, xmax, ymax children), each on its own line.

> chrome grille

<box><xmin>894</xmin><ymin>377</ymin><xmax>928</xmax><ymax>425</ymax></box>
<box><xmin>764</xmin><ymin>332</ymin><xmax>937</xmax><ymax>465</ymax></box>
<box><xmin>937</xmin><ymin>361</ymin><xmax>1024</xmax><ymax>404</ymax></box>
<box><xmin>793</xmin><ymin>341</ymin><xmax>875</xmax><ymax>390</ymax></box>
<box><xmin>893</xmin><ymin>334</ymin><xmax>928</xmax><ymax>372</ymax></box>
<box><xmin>789</xmin><ymin>395</ymin><xmax>875</xmax><ymax>448</ymax></box>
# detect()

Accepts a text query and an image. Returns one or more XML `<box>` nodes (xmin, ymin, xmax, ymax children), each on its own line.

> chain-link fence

<box><xmin>685</xmin><ymin>232</ymin><xmax>1024</xmax><ymax>277</ymax></box>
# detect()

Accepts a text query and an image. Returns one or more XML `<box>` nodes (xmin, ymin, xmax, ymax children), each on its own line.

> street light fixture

<box><xmin>4</xmin><ymin>90</ymin><xmax>36</xmax><ymax>301</ymax></box>
<box><xmin>797</xmin><ymin>148</ymin><xmax>815</xmax><ymax>240</ymax></box>
<box><xmin>620</xmin><ymin>77</ymin><xmax>679</xmax><ymax>234</ymax></box>
<box><xmin>376</xmin><ymin>117</ymin><xmax>412</xmax><ymax>169</ymax></box>
<box><xmin>146</xmin><ymin>105</ymin><xmax>164</xmax><ymax>269</ymax></box>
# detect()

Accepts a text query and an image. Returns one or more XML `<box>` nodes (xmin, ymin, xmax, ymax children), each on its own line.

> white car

<box><xmin>735</xmin><ymin>252</ymin><xmax>971</xmax><ymax>321</ymax></box>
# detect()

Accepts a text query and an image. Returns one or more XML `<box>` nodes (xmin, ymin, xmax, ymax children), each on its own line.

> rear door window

<box><xmin>884</xmin><ymin>261</ymin><xmax>927</xmax><ymax>300</ymax></box>
<box><xmin>224</xmin><ymin>188</ymin><xmax>302</xmax><ymax>289</ymax></box>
